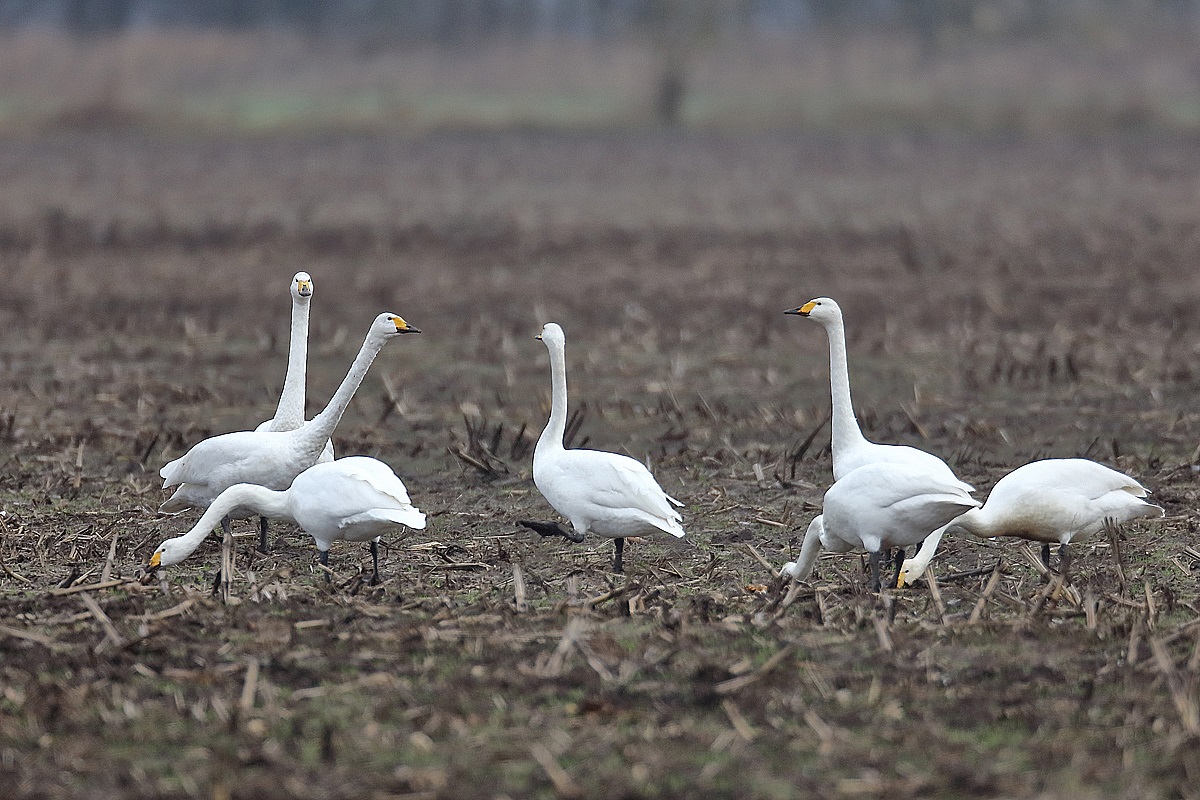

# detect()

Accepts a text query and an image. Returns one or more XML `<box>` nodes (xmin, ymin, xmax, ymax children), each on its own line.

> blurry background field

<box><xmin>4</xmin><ymin>3</ymin><xmax>1200</xmax><ymax>800</ymax></box>
<box><xmin>2</xmin><ymin>1</ymin><xmax>1200</xmax><ymax>134</ymax></box>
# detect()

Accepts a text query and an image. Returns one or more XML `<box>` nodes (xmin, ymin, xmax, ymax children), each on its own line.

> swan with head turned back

<box><xmin>147</xmin><ymin>456</ymin><xmax>425</xmax><ymax>585</ymax></box>
<box><xmin>159</xmin><ymin>312</ymin><xmax>420</xmax><ymax>546</ymax></box>
<box><xmin>247</xmin><ymin>272</ymin><xmax>335</xmax><ymax>552</ymax></box>
<box><xmin>780</xmin><ymin>462</ymin><xmax>980</xmax><ymax>591</ymax></box>
<box><xmin>896</xmin><ymin>458</ymin><xmax>1163</xmax><ymax>585</ymax></box>
<box><xmin>530</xmin><ymin>322</ymin><xmax>685</xmax><ymax>573</ymax></box>
<box><xmin>784</xmin><ymin>297</ymin><xmax>972</xmax><ymax>568</ymax></box>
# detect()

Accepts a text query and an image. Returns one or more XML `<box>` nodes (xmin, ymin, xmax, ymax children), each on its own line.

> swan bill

<box><xmin>389</xmin><ymin>316</ymin><xmax>421</xmax><ymax>334</ymax></box>
<box><xmin>147</xmin><ymin>551</ymin><xmax>162</xmax><ymax>569</ymax></box>
<box><xmin>784</xmin><ymin>300</ymin><xmax>818</xmax><ymax>316</ymax></box>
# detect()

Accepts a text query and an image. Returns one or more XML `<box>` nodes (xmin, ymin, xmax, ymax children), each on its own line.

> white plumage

<box><xmin>781</xmin><ymin>462</ymin><xmax>980</xmax><ymax>591</ymax></box>
<box><xmin>785</xmin><ymin>296</ymin><xmax>972</xmax><ymax>572</ymax></box>
<box><xmin>254</xmin><ymin>271</ymin><xmax>335</xmax><ymax>461</ymax></box>
<box><xmin>785</xmin><ymin>297</ymin><xmax>971</xmax><ymax>487</ymax></box>
<box><xmin>244</xmin><ymin>272</ymin><xmax>333</xmax><ymax>551</ymax></box>
<box><xmin>148</xmin><ymin>456</ymin><xmax>426</xmax><ymax>584</ymax></box>
<box><xmin>898</xmin><ymin>458</ymin><xmax>1164</xmax><ymax>584</ymax></box>
<box><xmin>159</xmin><ymin>313</ymin><xmax>419</xmax><ymax>525</ymax></box>
<box><xmin>531</xmin><ymin>322</ymin><xmax>684</xmax><ymax>573</ymax></box>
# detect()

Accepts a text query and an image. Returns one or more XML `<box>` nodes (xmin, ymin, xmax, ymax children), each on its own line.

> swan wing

<box><xmin>160</xmin><ymin>431</ymin><xmax>267</xmax><ymax>488</ymax></box>
<box><xmin>291</xmin><ymin>457</ymin><xmax>423</xmax><ymax>527</ymax></box>
<box><xmin>547</xmin><ymin>450</ymin><xmax>685</xmax><ymax>536</ymax></box>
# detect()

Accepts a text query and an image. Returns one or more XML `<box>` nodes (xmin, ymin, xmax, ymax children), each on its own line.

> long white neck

<box><xmin>536</xmin><ymin>338</ymin><xmax>568</xmax><ymax>456</ymax></box>
<box><xmin>945</xmin><ymin>508</ymin><xmax>990</xmax><ymax>538</ymax></box>
<box><xmin>295</xmin><ymin>330</ymin><xmax>388</xmax><ymax>455</ymax></box>
<box><xmin>165</xmin><ymin>484</ymin><xmax>291</xmax><ymax>564</ymax></box>
<box><xmin>273</xmin><ymin>296</ymin><xmax>311</xmax><ymax>429</ymax></box>
<box><xmin>822</xmin><ymin>312</ymin><xmax>869</xmax><ymax>458</ymax></box>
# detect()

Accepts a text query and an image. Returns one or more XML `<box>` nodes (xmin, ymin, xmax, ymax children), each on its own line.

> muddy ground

<box><xmin>2</xmin><ymin>131</ymin><xmax>1200</xmax><ymax>799</ymax></box>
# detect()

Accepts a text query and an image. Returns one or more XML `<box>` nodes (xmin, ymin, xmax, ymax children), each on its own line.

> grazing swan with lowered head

<box><xmin>148</xmin><ymin>456</ymin><xmax>425</xmax><ymax>585</ymax></box>
<box><xmin>250</xmin><ymin>271</ymin><xmax>335</xmax><ymax>551</ymax></box>
<box><xmin>530</xmin><ymin>322</ymin><xmax>684</xmax><ymax>573</ymax></box>
<box><xmin>897</xmin><ymin>458</ymin><xmax>1163</xmax><ymax>585</ymax></box>
<box><xmin>159</xmin><ymin>313</ymin><xmax>420</xmax><ymax>544</ymax></box>
<box><xmin>780</xmin><ymin>462</ymin><xmax>980</xmax><ymax>591</ymax></box>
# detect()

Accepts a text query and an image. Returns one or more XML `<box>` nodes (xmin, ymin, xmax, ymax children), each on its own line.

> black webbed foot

<box><xmin>517</xmin><ymin>519</ymin><xmax>585</xmax><ymax>544</ymax></box>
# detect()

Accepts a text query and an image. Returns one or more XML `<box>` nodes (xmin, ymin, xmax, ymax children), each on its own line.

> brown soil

<box><xmin>2</xmin><ymin>131</ymin><xmax>1199</xmax><ymax>799</ymax></box>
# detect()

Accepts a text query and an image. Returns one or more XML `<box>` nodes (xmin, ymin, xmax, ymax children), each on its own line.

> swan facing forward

<box><xmin>531</xmin><ymin>322</ymin><xmax>685</xmax><ymax>573</ymax></box>
<box><xmin>897</xmin><ymin>458</ymin><xmax>1164</xmax><ymax>585</ymax></box>
<box><xmin>781</xmin><ymin>462</ymin><xmax>980</xmax><ymax>591</ymax></box>
<box><xmin>250</xmin><ymin>272</ymin><xmax>335</xmax><ymax>552</ymax></box>
<box><xmin>148</xmin><ymin>456</ymin><xmax>426</xmax><ymax>584</ymax></box>
<box><xmin>159</xmin><ymin>313</ymin><xmax>420</xmax><ymax>541</ymax></box>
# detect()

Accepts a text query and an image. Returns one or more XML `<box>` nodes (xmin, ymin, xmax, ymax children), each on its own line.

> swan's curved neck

<box><xmin>823</xmin><ymin>314</ymin><xmax>868</xmax><ymax>455</ymax></box>
<box><xmin>946</xmin><ymin>508</ymin><xmax>989</xmax><ymax>538</ymax></box>
<box><xmin>169</xmin><ymin>484</ymin><xmax>290</xmax><ymax>563</ymax></box>
<box><xmin>274</xmin><ymin>296</ymin><xmax>311</xmax><ymax>428</ymax></box>
<box><xmin>299</xmin><ymin>331</ymin><xmax>387</xmax><ymax>451</ymax></box>
<box><xmin>536</xmin><ymin>339</ymin><xmax>568</xmax><ymax>454</ymax></box>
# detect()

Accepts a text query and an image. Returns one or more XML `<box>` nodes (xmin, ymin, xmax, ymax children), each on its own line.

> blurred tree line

<box><xmin>0</xmin><ymin>0</ymin><xmax>1195</xmax><ymax>39</ymax></box>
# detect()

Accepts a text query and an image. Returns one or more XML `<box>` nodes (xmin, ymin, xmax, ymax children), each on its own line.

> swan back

<box><xmin>823</xmin><ymin>462</ymin><xmax>980</xmax><ymax>553</ymax></box>
<box><xmin>290</xmin><ymin>456</ymin><xmax>426</xmax><ymax>545</ymax></box>
<box><xmin>968</xmin><ymin>458</ymin><xmax>1163</xmax><ymax>544</ymax></box>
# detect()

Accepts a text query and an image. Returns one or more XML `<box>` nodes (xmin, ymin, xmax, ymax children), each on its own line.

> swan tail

<box><xmin>342</xmin><ymin>507</ymin><xmax>427</xmax><ymax>531</ymax></box>
<box><xmin>159</xmin><ymin>489</ymin><xmax>191</xmax><ymax>514</ymax></box>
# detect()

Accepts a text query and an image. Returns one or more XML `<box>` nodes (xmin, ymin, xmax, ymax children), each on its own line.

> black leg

<box><xmin>517</xmin><ymin>519</ymin><xmax>585</xmax><ymax>544</ymax></box>
<box><xmin>258</xmin><ymin>516</ymin><xmax>270</xmax><ymax>554</ymax></box>
<box><xmin>1041</xmin><ymin>543</ymin><xmax>1052</xmax><ymax>570</ymax></box>
<box><xmin>892</xmin><ymin>548</ymin><xmax>906</xmax><ymax>589</ymax></box>
<box><xmin>369</xmin><ymin>540</ymin><xmax>380</xmax><ymax>586</ymax></box>
<box><xmin>319</xmin><ymin>549</ymin><xmax>331</xmax><ymax>582</ymax></box>
<box><xmin>868</xmin><ymin>550</ymin><xmax>883</xmax><ymax>592</ymax></box>
<box><xmin>613</xmin><ymin>538</ymin><xmax>625</xmax><ymax>574</ymax></box>
<box><xmin>1059</xmin><ymin>543</ymin><xmax>1071</xmax><ymax>581</ymax></box>
<box><xmin>218</xmin><ymin>515</ymin><xmax>233</xmax><ymax>601</ymax></box>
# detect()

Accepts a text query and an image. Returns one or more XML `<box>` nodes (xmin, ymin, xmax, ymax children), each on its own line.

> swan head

<box><xmin>895</xmin><ymin>556</ymin><xmax>927</xmax><ymax>588</ymax></box>
<box><xmin>291</xmin><ymin>271</ymin><xmax>313</xmax><ymax>300</ymax></box>
<box><xmin>535</xmin><ymin>322</ymin><xmax>565</xmax><ymax>347</ymax></box>
<box><xmin>145</xmin><ymin>537</ymin><xmax>191</xmax><ymax>570</ymax></box>
<box><xmin>784</xmin><ymin>297</ymin><xmax>841</xmax><ymax>324</ymax></box>
<box><xmin>372</xmin><ymin>312</ymin><xmax>421</xmax><ymax>339</ymax></box>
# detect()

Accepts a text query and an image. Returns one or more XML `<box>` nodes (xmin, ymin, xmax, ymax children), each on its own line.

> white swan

<box><xmin>531</xmin><ymin>322</ymin><xmax>685</xmax><ymax>573</ymax></box>
<box><xmin>785</xmin><ymin>296</ymin><xmax>972</xmax><ymax>567</ymax></box>
<box><xmin>780</xmin><ymin>462</ymin><xmax>980</xmax><ymax>591</ymax></box>
<box><xmin>897</xmin><ymin>458</ymin><xmax>1164</xmax><ymax>585</ymax></box>
<box><xmin>249</xmin><ymin>272</ymin><xmax>334</xmax><ymax>551</ymax></box>
<box><xmin>159</xmin><ymin>312</ymin><xmax>420</xmax><ymax>539</ymax></box>
<box><xmin>785</xmin><ymin>297</ymin><xmax>971</xmax><ymax>484</ymax></box>
<box><xmin>148</xmin><ymin>456</ymin><xmax>426</xmax><ymax>584</ymax></box>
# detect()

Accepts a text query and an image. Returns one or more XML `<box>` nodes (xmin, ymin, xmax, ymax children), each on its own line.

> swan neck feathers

<box><xmin>272</xmin><ymin>281</ymin><xmax>312</xmax><ymax>430</ymax></box>
<box><xmin>303</xmin><ymin>324</ymin><xmax>388</xmax><ymax>445</ymax></box>
<box><xmin>537</xmin><ymin>332</ymin><xmax>569</xmax><ymax>456</ymax></box>
<box><xmin>820</xmin><ymin>305</ymin><xmax>869</xmax><ymax>467</ymax></box>
<box><xmin>158</xmin><ymin>484</ymin><xmax>288</xmax><ymax>566</ymax></box>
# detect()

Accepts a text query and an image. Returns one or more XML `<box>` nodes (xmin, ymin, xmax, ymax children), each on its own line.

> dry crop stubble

<box><xmin>0</xmin><ymin>132</ymin><xmax>1199</xmax><ymax>798</ymax></box>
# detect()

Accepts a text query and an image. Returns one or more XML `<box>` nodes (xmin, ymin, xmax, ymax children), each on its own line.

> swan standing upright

<box><xmin>897</xmin><ymin>458</ymin><xmax>1164</xmax><ymax>585</ymax></box>
<box><xmin>249</xmin><ymin>271</ymin><xmax>335</xmax><ymax>552</ymax></box>
<box><xmin>148</xmin><ymin>456</ymin><xmax>426</xmax><ymax>585</ymax></box>
<box><xmin>530</xmin><ymin>322</ymin><xmax>685</xmax><ymax>573</ymax></box>
<box><xmin>780</xmin><ymin>462</ymin><xmax>980</xmax><ymax>591</ymax></box>
<box><xmin>159</xmin><ymin>313</ymin><xmax>420</xmax><ymax>539</ymax></box>
<box><xmin>784</xmin><ymin>297</ymin><xmax>972</xmax><ymax>572</ymax></box>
